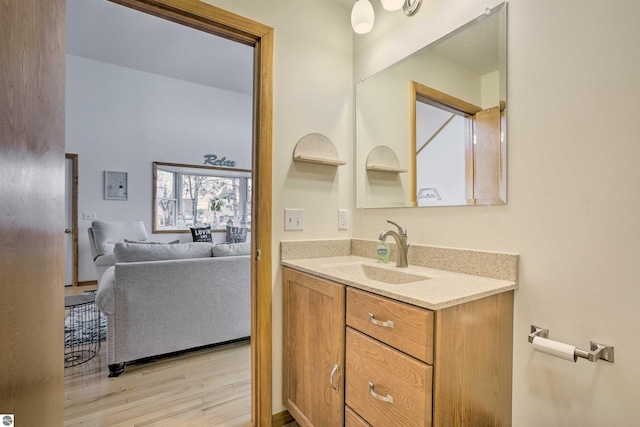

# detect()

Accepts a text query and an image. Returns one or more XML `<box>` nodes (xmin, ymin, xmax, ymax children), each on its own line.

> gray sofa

<box><xmin>90</xmin><ymin>222</ymin><xmax>251</xmax><ymax>377</ymax></box>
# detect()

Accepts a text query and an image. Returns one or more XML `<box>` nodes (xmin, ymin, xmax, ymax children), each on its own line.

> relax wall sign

<box><xmin>204</xmin><ymin>154</ymin><xmax>237</xmax><ymax>168</ymax></box>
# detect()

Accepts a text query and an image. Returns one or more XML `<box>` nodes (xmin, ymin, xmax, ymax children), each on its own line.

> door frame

<box><xmin>107</xmin><ymin>1</ymin><xmax>273</xmax><ymax>425</ymax></box>
<box><xmin>65</xmin><ymin>153</ymin><xmax>79</xmax><ymax>286</ymax></box>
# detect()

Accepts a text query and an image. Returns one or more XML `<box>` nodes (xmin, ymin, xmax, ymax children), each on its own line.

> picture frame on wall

<box><xmin>104</xmin><ymin>171</ymin><xmax>128</xmax><ymax>200</ymax></box>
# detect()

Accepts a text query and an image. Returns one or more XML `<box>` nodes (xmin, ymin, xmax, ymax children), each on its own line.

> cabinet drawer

<box><xmin>346</xmin><ymin>406</ymin><xmax>371</xmax><ymax>427</ymax></box>
<box><xmin>346</xmin><ymin>287</ymin><xmax>433</xmax><ymax>364</ymax></box>
<box><xmin>346</xmin><ymin>328</ymin><xmax>432</xmax><ymax>427</ymax></box>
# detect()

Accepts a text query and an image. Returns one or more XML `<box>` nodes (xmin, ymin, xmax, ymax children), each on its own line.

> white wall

<box><xmin>204</xmin><ymin>0</ymin><xmax>354</xmax><ymax>414</ymax></box>
<box><xmin>353</xmin><ymin>0</ymin><xmax>640</xmax><ymax>425</ymax></box>
<box><xmin>416</xmin><ymin>105</ymin><xmax>466</xmax><ymax>206</ymax></box>
<box><xmin>66</xmin><ymin>54</ymin><xmax>253</xmax><ymax>281</ymax></box>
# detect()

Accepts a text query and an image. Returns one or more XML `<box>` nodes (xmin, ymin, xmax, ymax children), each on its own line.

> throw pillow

<box><xmin>190</xmin><ymin>226</ymin><xmax>212</xmax><ymax>243</ymax></box>
<box><xmin>212</xmin><ymin>242</ymin><xmax>251</xmax><ymax>257</ymax></box>
<box><xmin>226</xmin><ymin>226</ymin><xmax>248</xmax><ymax>243</ymax></box>
<box><xmin>114</xmin><ymin>242</ymin><xmax>215</xmax><ymax>263</ymax></box>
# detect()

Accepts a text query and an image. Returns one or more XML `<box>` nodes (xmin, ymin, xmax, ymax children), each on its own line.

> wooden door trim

<box><xmin>65</xmin><ymin>153</ymin><xmax>79</xmax><ymax>286</ymax></box>
<box><xmin>107</xmin><ymin>1</ymin><xmax>273</xmax><ymax>425</ymax></box>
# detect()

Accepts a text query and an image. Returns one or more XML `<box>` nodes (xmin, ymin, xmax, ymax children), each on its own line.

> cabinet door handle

<box><xmin>368</xmin><ymin>382</ymin><xmax>394</xmax><ymax>404</ymax></box>
<box><xmin>330</xmin><ymin>364</ymin><xmax>339</xmax><ymax>392</ymax></box>
<box><xmin>369</xmin><ymin>313</ymin><xmax>395</xmax><ymax>329</ymax></box>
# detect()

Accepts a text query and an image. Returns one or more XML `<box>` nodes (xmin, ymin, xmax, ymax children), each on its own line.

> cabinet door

<box><xmin>283</xmin><ymin>268</ymin><xmax>345</xmax><ymax>427</ymax></box>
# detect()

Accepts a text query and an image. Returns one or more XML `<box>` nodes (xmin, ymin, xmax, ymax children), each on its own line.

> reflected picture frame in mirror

<box><xmin>355</xmin><ymin>2</ymin><xmax>507</xmax><ymax>208</ymax></box>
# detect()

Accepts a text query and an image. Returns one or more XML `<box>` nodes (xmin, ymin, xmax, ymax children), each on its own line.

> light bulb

<box><xmin>351</xmin><ymin>0</ymin><xmax>375</xmax><ymax>34</ymax></box>
<box><xmin>381</xmin><ymin>0</ymin><xmax>404</xmax><ymax>11</ymax></box>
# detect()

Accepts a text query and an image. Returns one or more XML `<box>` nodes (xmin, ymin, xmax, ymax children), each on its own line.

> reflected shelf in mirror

<box><xmin>366</xmin><ymin>145</ymin><xmax>408</xmax><ymax>173</ymax></box>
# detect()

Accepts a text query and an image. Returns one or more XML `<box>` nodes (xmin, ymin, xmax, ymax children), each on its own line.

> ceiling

<box><xmin>66</xmin><ymin>0</ymin><xmax>254</xmax><ymax>94</ymax></box>
<box><xmin>428</xmin><ymin>9</ymin><xmax>503</xmax><ymax>76</ymax></box>
<box><xmin>67</xmin><ymin>0</ymin><xmax>498</xmax><ymax>94</ymax></box>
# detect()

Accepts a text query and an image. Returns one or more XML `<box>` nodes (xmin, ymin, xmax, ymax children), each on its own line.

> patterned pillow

<box><xmin>190</xmin><ymin>226</ymin><xmax>212</xmax><ymax>243</ymax></box>
<box><xmin>226</xmin><ymin>226</ymin><xmax>248</xmax><ymax>243</ymax></box>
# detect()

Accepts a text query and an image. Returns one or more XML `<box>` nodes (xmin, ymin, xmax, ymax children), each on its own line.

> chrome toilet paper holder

<box><xmin>529</xmin><ymin>325</ymin><xmax>615</xmax><ymax>363</ymax></box>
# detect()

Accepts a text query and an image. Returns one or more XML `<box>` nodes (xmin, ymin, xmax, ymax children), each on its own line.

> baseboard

<box><xmin>272</xmin><ymin>410</ymin><xmax>294</xmax><ymax>427</ymax></box>
<box><xmin>78</xmin><ymin>280</ymin><xmax>98</xmax><ymax>287</ymax></box>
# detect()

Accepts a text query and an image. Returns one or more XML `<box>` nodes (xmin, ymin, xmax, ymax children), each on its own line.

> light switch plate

<box><xmin>284</xmin><ymin>209</ymin><xmax>304</xmax><ymax>231</ymax></box>
<box><xmin>338</xmin><ymin>209</ymin><xmax>348</xmax><ymax>230</ymax></box>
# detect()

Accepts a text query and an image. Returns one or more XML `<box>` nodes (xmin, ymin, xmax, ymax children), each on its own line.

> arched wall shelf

<box><xmin>293</xmin><ymin>133</ymin><xmax>346</xmax><ymax>166</ymax></box>
<box><xmin>366</xmin><ymin>145</ymin><xmax>407</xmax><ymax>173</ymax></box>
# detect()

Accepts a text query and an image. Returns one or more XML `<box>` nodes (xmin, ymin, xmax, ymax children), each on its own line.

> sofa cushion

<box><xmin>114</xmin><ymin>242</ymin><xmax>214</xmax><ymax>263</ymax></box>
<box><xmin>212</xmin><ymin>242</ymin><xmax>251</xmax><ymax>257</ymax></box>
<box><xmin>124</xmin><ymin>239</ymin><xmax>180</xmax><ymax>244</ymax></box>
<box><xmin>91</xmin><ymin>220</ymin><xmax>148</xmax><ymax>256</ymax></box>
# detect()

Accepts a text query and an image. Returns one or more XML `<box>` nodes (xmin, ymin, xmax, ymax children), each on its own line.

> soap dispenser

<box><xmin>376</xmin><ymin>239</ymin><xmax>390</xmax><ymax>263</ymax></box>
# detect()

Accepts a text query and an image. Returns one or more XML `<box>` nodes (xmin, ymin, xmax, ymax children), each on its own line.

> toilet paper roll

<box><xmin>532</xmin><ymin>336</ymin><xmax>577</xmax><ymax>362</ymax></box>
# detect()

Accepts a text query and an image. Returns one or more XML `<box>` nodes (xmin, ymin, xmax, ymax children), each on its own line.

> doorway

<box><xmin>67</xmin><ymin>0</ymin><xmax>273</xmax><ymax>425</ymax></box>
<box><xmin>65</xmin><ymin>153</ymin><xmax>78</xmax><ymax>287</ymax></box>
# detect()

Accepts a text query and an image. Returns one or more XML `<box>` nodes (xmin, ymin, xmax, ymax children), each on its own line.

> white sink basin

<box><xmin>325</xmin><ymin>262</ymin><xmax>430</xmax><ymax>285</ymax></box>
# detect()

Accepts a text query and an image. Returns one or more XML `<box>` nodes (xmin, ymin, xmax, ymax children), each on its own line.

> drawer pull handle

<box><xmin>369</xmin><ymin>313</ymin><xmax>395</xmax><ymax>329</ymax></box>
<box><xmin>330</xmin><ymin>364</ymin><xmax>339</xmax><ymax>392</ymax></box>
<box><xmin>368</xmin><ymin>382</ymin><xmax>394</xmax><ymax>404</ymax></box>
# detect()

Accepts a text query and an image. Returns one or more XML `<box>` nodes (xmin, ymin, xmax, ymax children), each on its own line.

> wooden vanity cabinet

<box><xmin>283</xmin><ymin>267</ymin><xmax>345</xmax><ymax>427</ymax></box>
<box><xmin>345</xmin><ymin>406</ymin><xmax>371</xmax><ymax>427</ymax></box>
<box><xmin>284</xmin><ymin>268</ymin><xmax>514</xmax><ymax>427</ymax></box>
<box><xmin>346</xmin><ymin>287</ymin><xmax>514</xmax><ymax>427</ymax></box>
<box><xmin>431</xmin><ymin>290</ymin><xmax>514</xmax><ymax>426</ymax></box>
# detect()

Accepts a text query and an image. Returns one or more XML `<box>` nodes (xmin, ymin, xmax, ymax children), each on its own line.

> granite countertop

<box><xmin>282</xmin><ymin>255</ymin><xmax>517</xmax><ymax>310</ymax></box>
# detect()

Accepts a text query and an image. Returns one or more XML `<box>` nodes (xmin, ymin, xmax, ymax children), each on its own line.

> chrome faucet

<box><xmin>379</xmin><ymin>220</ymin><xmax>410</xmax><ymax>268</ymax></box>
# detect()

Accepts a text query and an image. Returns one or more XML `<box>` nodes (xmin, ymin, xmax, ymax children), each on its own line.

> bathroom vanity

<box><xmin>282</xmin><ymin>241</ymin><xmax>518</xmax><ymax>427</ymax></box>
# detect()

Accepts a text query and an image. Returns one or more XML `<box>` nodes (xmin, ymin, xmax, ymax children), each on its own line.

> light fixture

<box><xmin>351</xmin><ymin>0</ymin><xmax>423</xmax><ymax>34</ymax></box>
<box><xmin>403</xmin><ymin>0</ymin><xmax>422</xmax><ymax>16</ymax></box>
<box><xmin>351</xmin><ymin>0</ymin><xmax>375</xmax><ymax>34</ymax></box>
<box><xmin>381</xmin><ymin>0</ymin><xmax>404</xmax><ymax>11</ymax></box>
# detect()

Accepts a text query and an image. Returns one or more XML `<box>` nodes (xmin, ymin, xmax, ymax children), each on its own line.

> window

<box><xmin>153</xmin><ymin>162</ymin><xmax>252</xmax><ymax>232</ymax></box>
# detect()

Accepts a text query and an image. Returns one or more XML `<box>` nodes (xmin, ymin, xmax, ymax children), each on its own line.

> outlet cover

<box><xmin>284</xmin><ymin>209</ymin><xmax>304</xmax><ymax>231</ymax></box>
<box><xmin>82</xmin><ymin>211</ymin><xmax>97</xmax><ymax>220</ymax></box>
<box><xmin>338</xmin><ymin>209</ymin><xmax>348</xmax><ymax>230</ymax></box>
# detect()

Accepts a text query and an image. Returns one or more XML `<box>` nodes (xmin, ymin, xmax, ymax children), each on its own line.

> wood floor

<box><xmin>64</xmin><ymin>336</ymin><xmax>252</xmax><ymax>426</ymax></box>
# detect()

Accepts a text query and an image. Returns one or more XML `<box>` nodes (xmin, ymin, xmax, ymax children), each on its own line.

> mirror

<box><xmin>356</xmin><ymin>3</ymin><xmax>507</xmax><ymax>208</ymax></box>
